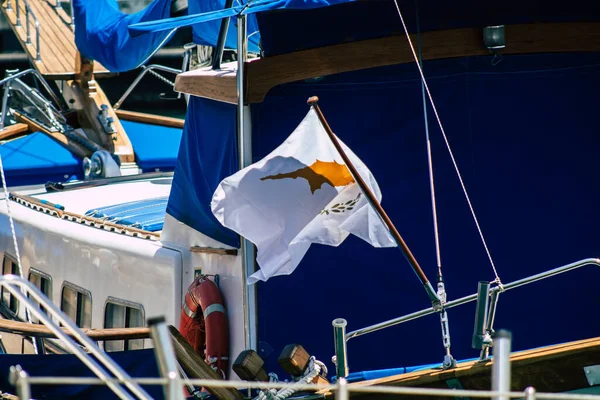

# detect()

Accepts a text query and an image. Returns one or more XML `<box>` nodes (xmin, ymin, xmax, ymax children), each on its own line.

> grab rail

<box><xmin>0</xmin><ymin>275</ymin><xmax>152</xmax><ymax>400</ymax></box>
<box><xmin>6</xmin><ymin>0</ymin><xmax>41</xmax><ymax>62</ymax></box>
<box><xmin>50</xmin><ymin>0</ymin><xmax>75</xmax><ymax>29</ymax></box>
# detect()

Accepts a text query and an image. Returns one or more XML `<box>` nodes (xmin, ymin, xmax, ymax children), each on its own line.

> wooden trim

<box><xmin>0</xmin><ymin>318</ymin><xmax>150</xmax><ymax>341</ymax></box>
<box><xmin>10</xmin><ymin>192</ymin><xmax>161</xmax><ymax>241</ymax></box>
<box><xmin>169</xmin><ymin>326</ymin><xmax>243</xmax><ymax>400</ymax></box>
<box><xmin>174</xmin><ymin>64</ymin><xmax>238</xmax><ymax>104</ymax></box>
<box><xmin>174</xmin><ymin>22</ymin><xmax>600</xmax><ymax>104</ymax></box>
<box><xmin>0</xmin><ymin>123</ymin><xmax>29</xmax><ymax>141</ymax></box>
<box><xmin>115</xmin><ymin>109</ymin><xmax>186</xmax><ymax>129</ymax></box>
<box><xmin>190</xmin><ymin>246</ymin><xmax>238</xmax><ymax>256</ymax></box>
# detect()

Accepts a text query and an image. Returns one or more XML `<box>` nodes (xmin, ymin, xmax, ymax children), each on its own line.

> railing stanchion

<box><xmin>333</xmin><ymin>318</ymin><xmax>349</xmax><ymax>379</ymax></box>
<box><xmin>15</xmin><ymin>0</ymin><xmax>21</xmax><ymax>27</ymax></box>
<box><xmin>9</xmin><ymin>365</ymin><xmax>31</xmax><ymax>400</ymax></box>
<box><xmin>492</xmin><ymin>329</ymin><xmax>511</xmax><ymax>400</ymax></box>
<box><xmin>524</xmin><ymin>386</ymin><xmax>536</xmax><ymax>400</ymax></box>
<box><xmin>148</xmin><ymin>316</ymin><xmax>185</xmax><ymax>400</ymax></box>
<box><xmin>335</xmin><ymin>378</ymin><xmax>348</xmax><ymax>400</ymax></box>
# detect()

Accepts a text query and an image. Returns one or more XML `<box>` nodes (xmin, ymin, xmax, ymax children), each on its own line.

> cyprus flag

<box><xmin>211</xmin><ymin>108</ymin><xmax>396</xmax><ymax>283</ymax></box>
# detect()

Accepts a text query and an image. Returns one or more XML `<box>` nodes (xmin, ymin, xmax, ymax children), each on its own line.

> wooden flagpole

<box><xmin>307</xmin><ymin>96</ymin><xmax>440</xmax><ymax>304</ymax></box>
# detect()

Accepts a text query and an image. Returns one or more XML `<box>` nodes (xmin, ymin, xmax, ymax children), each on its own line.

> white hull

<box><xmin>0</xmin><ymin>176</ymin><xmax>247</xmax><ymax>377</ymax></box>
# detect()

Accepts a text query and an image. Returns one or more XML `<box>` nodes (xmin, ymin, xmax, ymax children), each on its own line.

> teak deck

<box><xmin>326</xmin><ymin>336</ymin><xmax>600</xmax><ymax>399</ymax></box>
<box><xmin>1</xmin><ymin>0</ymin><xmax>110</xmax><ymax>79</ymax></box>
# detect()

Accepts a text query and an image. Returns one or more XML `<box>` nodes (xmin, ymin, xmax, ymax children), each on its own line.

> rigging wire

<box><xmin>415</xmin><ymin>3</ymin><xmax>442</xmax><ymax>279</ymax></box>
<box><xmin>392</xmin><ymin>0</ymin><xmax>503</xmax><ymax>285</ymax></box>
<box><xmin>0</xmin><ymin>154</ymin><xmax>40</xmax><ymax>353</ymax></box>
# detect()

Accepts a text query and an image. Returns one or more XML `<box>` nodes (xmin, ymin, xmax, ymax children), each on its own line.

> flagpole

<box><xmin>307</xmin><ymin>96</ymin><xmax>440</xmax><ymax>305</ymax></box>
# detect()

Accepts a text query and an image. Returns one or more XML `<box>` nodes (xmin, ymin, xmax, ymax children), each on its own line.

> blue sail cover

<box><xmin>189</xmin><ymin>0</ymin><xmax>261</xmax><ymax>53</ymax></box>
<box><xmin>74</xmin><ymin>0</ymin><xmax>174</xmax><ymax>72</ymax></box>
<box><xmin>166</xmin><ymin>96</ymin><xmax>240</xmax><ymax>247</ymax></box>
<box><xmin>128</xmin><ymin>0</ymin><xmax>354</xmax><ymax>54</ymax></box>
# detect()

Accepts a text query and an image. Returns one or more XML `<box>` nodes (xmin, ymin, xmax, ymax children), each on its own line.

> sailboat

<box><xmin>0</xmin><ymin>0</ymin><xmax>598</xmax><ymax>398</ymax></box>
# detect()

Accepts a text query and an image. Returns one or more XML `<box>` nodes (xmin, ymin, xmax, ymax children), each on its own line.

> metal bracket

<box><xmin>437</xmin><ymin>281</ymin><xmax>456</xmax><ymax>369</ymax></box>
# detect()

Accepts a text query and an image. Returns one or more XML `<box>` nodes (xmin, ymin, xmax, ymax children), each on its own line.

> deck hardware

<box><xmin>583</xmin><ymin>365</ymin><xmax>600</xmax><ymax>386</ymax></box>
<box><xmin>472</xmin><ymin>281</ymin><xmax>491</xmax><ymax>349</ymax></box>
<box><xmin>491</xmin><ymin>330</ymin><xmax>511</xmax><ymax>400</ymax></box>
<box><xmin>113</xmin><ymin>65</ymin><xmax>181</xmax><ymax>110</ymax></box>
<box><xmin>332</xmin><ymin>318</ymin><xmax>348</xmax><ymax>378</ymax></box>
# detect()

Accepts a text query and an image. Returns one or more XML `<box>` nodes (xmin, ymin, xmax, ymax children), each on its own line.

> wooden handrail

<box><xmin>175</xmin><ymin>22</ymin><xmax>600</xmax><ymax>105</ymax></box>
<box><xmin>115</xmin><ymin>109</ymin><xmax>185</xmax><ymax>129</ymax></box>
<box><xmin>0</xmin><ymin>318</ymin><xmax>151</xmax><ymax>340</ymax></box>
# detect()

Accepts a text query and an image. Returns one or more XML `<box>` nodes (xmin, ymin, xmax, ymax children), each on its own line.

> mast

<box><xmin>236</xmin><ymin>14</ymin><xmax>258</xmax><ymax>351</ymax></box>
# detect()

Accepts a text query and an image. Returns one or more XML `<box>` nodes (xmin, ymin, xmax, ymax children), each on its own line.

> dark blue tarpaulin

<box><xmin>167</xmin><ymin>52</ymin><xmax>600</xmax><ymax>373</ymax></box>
<box><xmin>166</xmin><ymin>96</ymin><xmax>240</xmax><ymax>247</ymax></box>
<box><xmin>74</xmin><ymin>0</ymin><xmax>174</xmax><ymax>72</ymax></box>
<box><xmin>0</xmin><ymin>349</ymin><xmax>162</xmax><ymax>399</ymax></box>
<box><xmin>128</xmin><ymin>0</ymin><xmax>354</xmax><ymax>54</ymax></box>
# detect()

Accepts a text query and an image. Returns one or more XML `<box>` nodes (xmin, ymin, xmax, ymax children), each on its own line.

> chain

<box><xmin>148</xmin><ymin>68</ymin><xmax>175</xmax><ymax>87</ymax></box>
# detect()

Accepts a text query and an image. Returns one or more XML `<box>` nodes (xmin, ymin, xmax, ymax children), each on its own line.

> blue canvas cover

<box><xmin>166</xmin><ymin>96</ymin><xmax>240</xmax><ymax>247</ymax></box>
<box><xmin>166</xmin><ymin>52</ymin><xmax>600</xmax><ymax>373</ymax></box>
<box><xmin>188</xmin><ymin>0</ymin><xmax>261</xmax><ymax>53</ymax></box>
<box><xmin>0</xmin><ymin>349</ymin><xmax>162</xmax><ymax>399</ymax></box>
<box><xmin>74</xmin><ymin>0</ymin><xmax>175</xmax><ymax>72</ymax></box>
<box><xmin>0</xmin><ymin>132</ymin><xmax>81</xmax><ymax>187</ymax></box>
<box><xmin>121</xmin><ymin>120</ymin><xmax>183</xmax><ymax>172</ymax></box>
<box><xmin>86</xmin><ymin>197</ymin><xmax>168</xmax><ymax>231</ymax></box>
<box><xmin>128</xmin><ymin>0</ymin><xmax>354</xmax><ymax>53</ymax></box>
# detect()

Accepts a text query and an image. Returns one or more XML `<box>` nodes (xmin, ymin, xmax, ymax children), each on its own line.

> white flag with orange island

<box><xmin>211</xmin><ymin>108</ymin><xmax>396</xmax><ymax>283</ymax></box>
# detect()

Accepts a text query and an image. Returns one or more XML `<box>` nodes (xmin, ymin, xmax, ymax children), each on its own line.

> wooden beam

<box><xmin>174</xmin><ymin>22</ymin><xmax>600</xmax><ymax>104</ymax></box>
<box><xmin>13</xmin><ymin>110</ymin><xmax>92</xmax><ymax>159</ymax></box>
<box><xmin>174</xmin><ymin>63</ymin><xmax>238</xmax><ymax>104</ymax></box>
<box><xmin>169</xmin><ymin>325</ymin><xmax>243</xmax><ymax>400</ymax></box>
<box><xmin>115</xmin><ymin>110</ymin><xmax>185</xmax><ymax>129</ymax></box>
<box><xmin>0</xmin><ymin>123</ymin><xmax>29</xmax><ymax>141</ymax></box>
<box><xmin>0</xmin><ymin>318</ymin><xmax>151</xmax><ymax>341</ymax></box>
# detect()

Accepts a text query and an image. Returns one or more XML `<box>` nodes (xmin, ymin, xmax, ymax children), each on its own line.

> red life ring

<box><xmin>179</xmin><ymin>275</ymin><xmax>229</xmax><ymax>378</ymax></box>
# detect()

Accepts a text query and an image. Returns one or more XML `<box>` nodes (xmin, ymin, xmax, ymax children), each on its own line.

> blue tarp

<box><xmin>166</xmin><ymin>52</ymin><xmax>600</xmax><ymax>373</ymax></box>
<box><xmin>0</xmin><ymin>349</ymin><xmax>163</xmax><ymax>399</ymax></box>
<box><xmin>0</xmin><ymin>132</ymin><xmax>81</xmax><ymax>186</ymax></box>
<box><xmin>86</xmin><ymin>197</ymin><xmax>168</xmax><ymax>231</ymax></box>
<box><xmin>188</xmin><ymin>0</ymin><xmax>260</xmax><ymax>53</ymax></box>
<box><xmin>128</xmin><ymin>0</ymin><xmax>354</xmax><ymax>54</ymax></box>
<box><xmin>166</xmin><ymin>96</ymin><xmax>240</xmax><ymax>247</ymax></box>
<box><xmin>122</xmin><ymin>120</ymin><xmax>183</xmax><ymax>172</ymax></box>
<box><xmin>74</xmin><ymin>0</ymin><xmax>174</xmax><ymax>72</ymax></box>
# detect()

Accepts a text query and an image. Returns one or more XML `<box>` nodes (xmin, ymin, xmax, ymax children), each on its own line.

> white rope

<box><xmin>254</xmin><ymin>357</ymin><xmax>323</xmax><ymax>400</ymax></box>
<box><xmin>0</xmin><ymin>154</ymin><xmax>39</xmax><ymax>353</ymax></box>
<box><xmin>392</xmin><ymin>0</ymin><xmax>502</xmax><ymax>285</ymax></box>
<box><xmin>416</xmin><ymin>14</ymin><xmax>442</xmax><ymax>277</ymax></box>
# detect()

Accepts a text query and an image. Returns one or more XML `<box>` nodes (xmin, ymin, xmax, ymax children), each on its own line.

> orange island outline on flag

<box><xmin>260</xmin><ymin>160</ymin><xmax>355</xmax><ymax>194</ymax></box>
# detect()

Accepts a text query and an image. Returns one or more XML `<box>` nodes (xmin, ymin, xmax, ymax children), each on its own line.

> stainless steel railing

<box><xmin>113</xmin><ymin>65</ymin><xmax>183</xmax><ymax>110</ymax></box>
<box><xmin>332</xmin><ymin>258</ymin><xmax>600</xmax><ymax>379</ymax></box>
<box><xmin>345</xmin><ymin>258</ymin><xmax>600</xmax><ymax>341</ymax></box>
<box><xmin>0</xmin><ymin>275</ymin><xmax>153</xmax><ymax>400</ymax></box>
<box><xmin>6</xmin><ymin>0</ymin><xmax>42</xmax><ymax>62</ymax></box>
<box><xmin>8</xmin><ymin>372</ymin><xmax>600</xmax><ymax>400</ymax></box>
<box><xmin>50</xmin><ymin>0</ymin><xmax>75</xmax><ymax>29</ymax></box>
<box><xmin>0</xmin><ymin>68</ymin><xmax>65</xmax><ymax>131</ymax></box>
